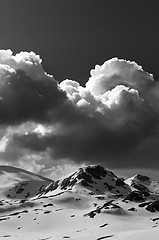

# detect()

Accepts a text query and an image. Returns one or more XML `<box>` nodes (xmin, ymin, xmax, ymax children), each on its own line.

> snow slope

<box><xmin>0</xmin><ymin>165</ymin><xmax>53</xmax><ymax>199</ymax></box>
<box><xmin>0</xmin><ymin>165</ymin><xmax>159</xmax><ymax>240</ymax></box>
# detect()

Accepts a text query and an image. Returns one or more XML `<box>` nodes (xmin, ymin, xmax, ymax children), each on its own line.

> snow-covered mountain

<box><xmin>0</xmin><ymin>165</ymin><xmax>53</xmax><ymax>199</ymax></box>
<box><xmin>43</xmin><ymin>165</ymin><xmax>131</xmax><ymax>195</ymax></box>
<box><xmin>125</xmin><ymin>173</ymin><xmax>159</xmax><ymax>194</ymax></box>
<box><xmin>0</xmin><ymin>165</ymin><xmax>159</xmax><ymax>240</ymax></box>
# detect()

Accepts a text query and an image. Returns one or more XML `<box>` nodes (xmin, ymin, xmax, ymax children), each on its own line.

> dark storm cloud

<box><xmin>11</xmin><ymin>122</ymin><xmax>151</xmax><ymax>165</ymax></box>
<box><xmin>0</xmin><ymin>50</ymin><xmax>66</xmax><ymax>125</ymax></box>
<box><xmin>1</xmin><ymin>51</ymin><xmax>159</xmax><ymax>169</ymax></box>
<box><xmin>12</xmin><ymin>107</ymin><xmax>156</xmax><ymax>168</ymax></box>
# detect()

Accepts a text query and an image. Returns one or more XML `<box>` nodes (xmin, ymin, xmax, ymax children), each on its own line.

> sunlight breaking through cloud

<box><xmin>0</xmin><ymin>50</ymin><xmax>159</xmax><ymax>175</ymax></box>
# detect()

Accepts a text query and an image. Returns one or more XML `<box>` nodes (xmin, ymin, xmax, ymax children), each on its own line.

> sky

<box><xmin>0</xmin><ymin>0</ymin><xmax>159</xmax><ymax>180</ymax></box>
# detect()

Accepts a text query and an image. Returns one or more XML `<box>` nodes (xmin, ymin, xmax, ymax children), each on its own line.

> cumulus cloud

<box><xmin>0</xmin><ymin>51</ymin><xmax>159</xmax><ymax>173</ymax></box>
<box><xmin>0</xmin><ymin>50</ymin><xmax>66</xmax><ymax>125</ymax></box>
<box><xmin>86</xmin><ymin>58</ymin><xmax>154</xmax><ymax>95</ymax></box>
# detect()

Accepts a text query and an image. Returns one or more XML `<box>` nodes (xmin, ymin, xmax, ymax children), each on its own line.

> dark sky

<box><xmin>1</xmin><ymin>0</ymin><xmax>159</xmax><ymax>85</ymax></box>
<box><xmin>1</xmin><ymin>0</ymin><xmax>159</xmax><ymax>179</ymax></box>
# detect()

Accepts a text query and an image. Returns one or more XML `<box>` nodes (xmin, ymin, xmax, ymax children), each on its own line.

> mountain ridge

<box><xmin>0</xmin><ymin>164</ymin><xmax>159</xmax><ymax>239</ymax></box>
<box><xmin>1</xmin><ymin>164</ymin><xmax>159</xmax><ymax>199</ymax></box>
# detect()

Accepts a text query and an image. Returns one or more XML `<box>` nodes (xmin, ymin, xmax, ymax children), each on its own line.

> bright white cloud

<box><xmin>86</xmin><ymin>57</ymin><xmax>154</xmax><ymax>95</ymax></box>
<box><xmin>60</xmin><ymin>58</ymin><xmax>153</xmax><ymax>130</ymax></box>
<box><xmin>0</xmin><ymin>49</ymin><xmax>46</xmax><ymax>80</ymax></box>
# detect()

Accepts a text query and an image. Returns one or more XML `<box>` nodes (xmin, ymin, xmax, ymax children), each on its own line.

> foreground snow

<box><xmin>0</xmin><ymin>165</ymin><xmax>159</xmax><ymax>240</ymax></box>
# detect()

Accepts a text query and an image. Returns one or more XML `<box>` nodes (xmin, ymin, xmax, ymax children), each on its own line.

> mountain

<box><xmin>0</xmin><ymin>165</ymin><xmax>159</xmax><ymax>240</ymax></box>
<box><xmin>0</xmin><ymin>165</ymin><xmax>53</xmax><ymax>199</ymax></box>
<box><xmin>125</xmin><ymin>173</ymin><xmax>159</xmax><ymax>194</ymax></box>
<box><xmin>43</xmin><ymin>165</ymin><xmax>131</xmax><ymax>195</ymax></box>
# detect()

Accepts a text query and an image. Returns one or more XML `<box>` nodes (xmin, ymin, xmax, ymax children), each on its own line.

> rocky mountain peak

<box><xmin>50</xmin><ymin>165</ymin><xmax>131</xmax><ymax>195</ymax></box>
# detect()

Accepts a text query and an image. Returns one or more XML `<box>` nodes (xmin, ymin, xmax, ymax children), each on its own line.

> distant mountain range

<box><xmin>0</xmin><ymin>165</ymin><xmax>159</xmax><ymax>240</ymax></box>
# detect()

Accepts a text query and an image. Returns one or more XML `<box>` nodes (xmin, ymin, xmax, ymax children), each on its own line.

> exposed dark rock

<box><xmin>136</xmin><ymin>174</ymin><xmax>150</xmax><ymax>182</ymax></box>
<box><xmin>38</xmin><ymin>184</ymin><xmax>45</xmax><ymax>194</ymax></box>
<box><xmin>84</xmin><ymin>211</ymin><xmax>96</xmax><ymax>218</ymax></box>
<box><xmin>96</xmin><ymin>196</ymin><xmax>105</xmax><ymax>200</ymax></box>
<box><xmin>78</xmin><ymin>171</ymin><xmax>94</xmax><ymax>183</ymax></box>
<box><xmin>128</xmin><ymin>207</ymin><xmax>137</xmax><ymax>211</ymax></box>
<box><xmin>81</xmin><ymin>180</ymin><xmax>90</xmax><ymax>187</ymax></box>
<box><xmin>110</xmin><ymin>204</ymin><xmax>120</xmax><ymax>209</ymax></box>
<box><xmin>152</xmin><ymin>217</ymin><xmax>159</xmax><ymax>221</ymax></box>
<box><xmin>146</xmin><ymin>200</ymin><xmax>159</xmax><ymax>212</ymax></box>
<box><xmin>55</xmin><ymin>208</ymin><xmax>62</xmax><ymax>211</ymax></box>
<box><xmin>85</xmin><ymin>165</ymin><xmax>107</xmax><ymax>179</ymax></box>
<box><xmin>116</xmin><ymin>178</ymin><xmax>125</xmax><ymax>187</ymax></box>
<box><xmin>25</xmin><ymin>192</ymin><xmax>30</xmax><ymax>198</ymax></box>
<box><xmin>138</xmin><ymin>201</ymin><xmax>151</xmax><ymax>208</ymax></box>
<box><xmin>60</xmin><ymin>177</ymin><xmax>72</xmax><ymax>190</ymax></box>
<box><xmin>44</xmin><ymin>181</ymin><xmax>59</xmax><ymax>193</ymax></box>
<box><xmin>60</xmin><ymin>173</ymin><xmax>78</xmax><ymax>190</ymax></box>
<box><xmin>104</xmin><ymin>182</ymin><xmax>114</xmax><ymax>191</ymax></box>
<box><xmin>152</xmin><ymin>218</ymin><xmax>159</xmax><ymax>222</ymax></box>
<box><xmin>100</xmin><ymin>223</ymin><xmax>108</xmax><ymax>228</ymax></box>
<box><xmin>124</xmin><ymin>191</ymin><xmax>145</xmax><ymax>202</ymax></box>
<box><xmin>131</xmin><ymin>182</ymin><xmax>149</xmax><ymax>193</ymax></box>
<box><xmin>16</xmin><ymin>188</ymin><xmax>24</xmax><ymax>194</ymax></box>
<box><xmin>1</xmin><ymin>235</ymin><xmax>11</xmax><ymax>238</ymax></box>
<box><xmin>43</xmin><ymin>203</ymin><xmax>54</xmax><ymax>207</ymax></box>
<box><xmin>143</xmin><ymin>192</ymin><xmax>150</xmax><ymax>197</ymax></box>
<box><xmin>20</xmin><ymin>199</ymin><xmax>26</xmax><ymax>204</ymax></box>
<box><xmin>75</xmin><ymin>198</ymin><xmax>81</xmax><ymax>201</ymax></box>
<box><xmin>96</xmin><ymin>235</ymin><xmax>114</xmax><ymax>240</ymax></box>
<box><xmin>84</xmin><ymin>200</ymin><xmax>114</xmax><ymax>218</ymax></box>
<box><xmin>0</xmin><ymin>218</ymin><xmax>9</xmax><ymax>221</ymax></box>
<box><xmin>10</xmin><ymin>212</ymin><xmax>20</xmax><ymax>216</ymax></box>
<box><xmin>44</xmin><ymin>210</ymin><xmax>51</xmax><ymax>214</ymax></box>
